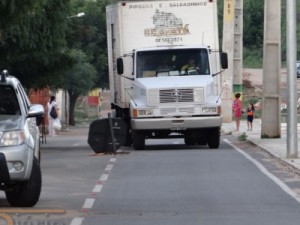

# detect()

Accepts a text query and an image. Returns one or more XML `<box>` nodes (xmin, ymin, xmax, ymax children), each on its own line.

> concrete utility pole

<box><xmin>221</xmin><ymin>0</ymin><xmax>243</xmax><ymax>123</ymax></box>
<box><xmin>221</xmin><ymin>0</ymin><xmax>234</xmax><ymax>122</ymax></box>
<box><xmin>232</xmin><ymin>0</ymin><xmax>243</xmax><ymax>96</ymax></box>
<box><xmin>286</xmin><ymin>0</ymin><xmax>298</xmax><ymax>158</ymax></box>
<box><xmin>261</xmin><ymin>0</ymin><xmax>281</xmax><ymax>138</ymax></box>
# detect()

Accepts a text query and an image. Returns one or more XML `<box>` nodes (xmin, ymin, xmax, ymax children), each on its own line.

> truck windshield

<box><xmin>136</xmin><ymin>49</ymin><xmax>210</xmax><ymax>78</ymax></box>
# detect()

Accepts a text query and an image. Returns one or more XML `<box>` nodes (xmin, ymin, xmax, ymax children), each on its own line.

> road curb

<box><xmin>246</xmin><ymin>137</ymin><xmax>300</xmax><ymax>176</ymax></box>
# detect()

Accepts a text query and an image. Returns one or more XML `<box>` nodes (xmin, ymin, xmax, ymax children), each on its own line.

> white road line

<box><xmin>105</xmin><ymin>164</ymin><xmax>114</xmax><ymax>171</ymax></box>
<box><xmin>70</xmin><ymin>217</ymin><xmax>84</xmax><ymax>225</ymax></box>
<box><xmin>82</xmin><ymin>198</ymin><xmax>95</xmax><ymax>209</ymax></box>
<box><xmin>92</xmin><ymin>184</ymin><xmax>103</xmax><ymax>193</ymax></box>
<box><xmin>109</xmin><ymin>157</ymin><xmax>117</xmax><ymax>163</ymax></box>
<box><xmin>224</xmin><ymin>139</ymin><xmax>300</xmax><ymax>203</ymax></box>
<box><xmin>99</xmin><ymin>174</ymin><xmax>109</xmax><ymax>181</ymax></box>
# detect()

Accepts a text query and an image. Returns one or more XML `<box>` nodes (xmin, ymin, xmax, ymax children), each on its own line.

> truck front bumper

<box><xmin>131</xmin><ymin>116</ymin><xmax>222</xmax><ymax>130</ymax></box>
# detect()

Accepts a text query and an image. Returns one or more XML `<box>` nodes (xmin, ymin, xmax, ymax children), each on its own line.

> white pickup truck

<box><xmin>0</xmin><ymin>70</ymin><xmax>44</xmax><ymax>207</ymax></box>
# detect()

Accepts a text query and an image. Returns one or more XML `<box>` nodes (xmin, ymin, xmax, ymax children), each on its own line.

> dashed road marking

<box><xmin>99</xmin><ymin>173</ymin><xmax>109</xmax><ymax>181</ymax></box>
<box><xmin>92</xmin><ymin>184</ymin><xmax>103</xmax><ymax>194</ymax></box>
<box><xmin>73</xmin><ymin>156</ymin><xmax>117</xmax><ymax>224</ymax></box>
<box><xmin>70</xmin><ymin>217</ymin><xmax>85</xmax><ymax>225</ymax></box>
<box><xmin>105</xmin><ymin>164</ymin><xmax>114</xmax><ymax>171</ymax></box>
<box><xmin>82</xmin><ymin>198</ymin><xmax>95</xmax><ymax>210</ymax></box>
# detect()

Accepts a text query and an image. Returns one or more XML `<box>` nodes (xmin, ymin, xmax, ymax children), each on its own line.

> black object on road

<box><xmin>88</xmin><ymin>115</ymin><xmax>127</xmax><ymax>154</ymax></box>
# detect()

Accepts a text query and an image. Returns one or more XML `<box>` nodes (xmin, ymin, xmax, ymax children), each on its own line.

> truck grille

<box><xmin>160</xmin><ymin>89</ymin><xmax>193</xmax><ymax>103</ymax></box>
<box><xmin>148</xmin><ymin>88</ymin><xmax>204</xmax><ymax>106</ymax></box>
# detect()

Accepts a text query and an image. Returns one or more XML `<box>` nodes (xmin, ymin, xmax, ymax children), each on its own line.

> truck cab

<box><xmin>116</xmin><ymin>46</ymin><xmax>227</xmax><ymax>150</ymax></box>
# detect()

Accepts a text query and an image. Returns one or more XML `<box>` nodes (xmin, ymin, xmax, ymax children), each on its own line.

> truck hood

<box><xmin>0</xmin><ymin>115</ymin><xmax>22</xmax><ymax>132</ymax></box>
<box><xmin>136</xmin><ymin>76</ymin><xmax>213</xmax><ymax>89</ymax></box>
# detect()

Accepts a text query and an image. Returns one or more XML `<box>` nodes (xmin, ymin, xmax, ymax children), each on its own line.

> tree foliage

<box><xmin>60</xmin><ymin>49</ymin><xmax>97</xmax><ymax>125</ymax></box>
<box><xmin>219</xmin><ymin>0</ymin><xmax>293</xmax><ymax>68</ymax></box>
<box><xmin>1</xmin><ymin>0</ymin><xmax>299</xmax><ymax>87</ymax></box>
<box><xmin>68</xmin><ymin>0</ymin><xmax>110</xmax><ymax>89</ymax></box>
<box><xmin>0</xmin><ymin>0</ymin><xmax>73</xmax><ymax>88</ymax></box>
<box><xmin>61</xmin><ymin>0</ymin><xmax>110</xmax><ymax>125</ymax></box>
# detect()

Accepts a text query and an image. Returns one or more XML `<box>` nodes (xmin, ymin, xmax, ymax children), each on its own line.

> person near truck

<box><xmin>232</xmin><ymin>93</ymin><xmax>242</xmax><ymax>131</ymax></box>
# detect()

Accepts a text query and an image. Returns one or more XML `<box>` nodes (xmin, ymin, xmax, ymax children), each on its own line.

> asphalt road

<box><xmin>1</xmin><ymin>128</ymin><xmax>300</xmax><ymax>225</ymax></box>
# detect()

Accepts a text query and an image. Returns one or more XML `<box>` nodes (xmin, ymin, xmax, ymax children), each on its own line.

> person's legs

<box><xmin>235</xmin><ymin>117</ymin><xmax>240</xmax><ymax>131</ymax></box>
<box><xmin>48</xmin><ymin>118</ymin><xmax>56</xmax><ymax>136</ymax></box>
<box><xmin>249</xmin><ymin>116</ymin><xmax>253</xmax><ymax>131</ymax></box>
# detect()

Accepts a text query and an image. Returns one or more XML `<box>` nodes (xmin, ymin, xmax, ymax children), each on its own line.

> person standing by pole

<box><xmin>232</xmin><ymin>93</ymin><xmax>242</xmax><ymax>131</ymax></box>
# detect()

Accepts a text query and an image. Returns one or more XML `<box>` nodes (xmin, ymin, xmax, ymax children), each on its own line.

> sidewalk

<box><xmin>221</xmin><ymin>119</ymin><xmax>300</xmax><ymax>172</ymax></box>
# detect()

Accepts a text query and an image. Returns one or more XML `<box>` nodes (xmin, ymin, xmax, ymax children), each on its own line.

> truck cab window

<box><xmin>136</xmin><ymin>49</ymin><xmax>210</xmax><ymax>78</ymax></box>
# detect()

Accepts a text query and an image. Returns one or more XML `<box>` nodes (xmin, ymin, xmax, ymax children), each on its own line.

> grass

<box><xmin>238</xmin><ymin>132</ymin><xmax>248</xmax><ymax>141</ymax></box>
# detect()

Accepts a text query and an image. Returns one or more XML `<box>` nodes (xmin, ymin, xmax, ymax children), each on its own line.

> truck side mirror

<box><xmin>117</xmin><ymin>58</ymin><xmax>124</xmax><ymax>75</ymax></box>
<box><xmin>220</xmin><ymin>52</ymin><xmax>228</xmax><ymax>69</ymax></box>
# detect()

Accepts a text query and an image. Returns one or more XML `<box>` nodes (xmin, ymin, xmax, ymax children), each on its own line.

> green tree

<box><xmin>60</xmin><ymin>49</ymin><xmax>97</xmax><ymax>125</ymax></box>
<box><xmin>68</xmin><ymin>0</ymin><xmax>110</xmax><ymax>89</ymax></box>
<box><xmin>62</xmin><ymin>0</ymin><xmax>110</xmax><ymax>125</ymax></box>
<box><xmin>0</xmin><ymin>0</ymin><xmax>73</xmax><ymax>88</ymax></box>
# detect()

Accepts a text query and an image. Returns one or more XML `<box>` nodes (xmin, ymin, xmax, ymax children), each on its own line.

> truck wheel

<box><xmin>184</xmin><ymin>136</ymin><xmax>195</xmax><ymax>145</ymax></box>
<box><xmin>133</xmin><ymin>131</ymin><xmax>145</xmax><ymax>150</ymax></box>
<box><xmin>207</xmin><ymin>128</ymin><xmax>220</xmax><ymax>149</ymax></box>
<box><xmin>5</xmin><ymin>157</ymin><xmax>42</xmax><ymax>207</ymax></box>
<box><xmin>124</xmin><ymin>129</ymin><xmax>133</xmax><ymax>146</ymax></box>
<box><xmin>184</xmin><ymin>131</ymin><xmax>197</xmax><ymax>145</ymax></box>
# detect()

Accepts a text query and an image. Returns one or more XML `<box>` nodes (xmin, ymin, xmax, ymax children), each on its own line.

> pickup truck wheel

<box><xmin>133</xmin><ymin>131</ymin><xmax>145</xmax><ymax>150</ymax></box>
<box><xmin>5</xmin><ymin>157</ymin><xmax>42</xmax><ymax>207</ymax></box>
<box><xmin>207</xmin><ymin>128</ymin><xmax>220</xmax><ymax>149</ymax></box>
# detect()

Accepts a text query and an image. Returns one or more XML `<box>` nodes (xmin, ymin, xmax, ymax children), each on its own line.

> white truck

<box><xmin>106</xmin><ymin>0</ymin><xmax>228</xmax><ymax>150</ymax></box>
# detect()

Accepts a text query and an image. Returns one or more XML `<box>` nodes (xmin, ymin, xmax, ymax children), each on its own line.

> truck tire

<box><xmin>5</xmin><ymin>157</ymin><xmax>42</xmax><ymax>207</ymax></box>
<box><xmin>132</xmin><ymin>131</ymin><xmax>145</xmax><ymax>150</ymax></box>
<box><xmin>184</xmin><ymin>131</ymin><xmax>197</xmax><ymax>145</ymax></box>
<box><xmin>184</xmin><ymin>136</ymin><xmax>195</xmax><ymax>145</ymax></box>
<box><xmin>207</xmin><ymin>127</ymin><xmax>220</xmax><ymax>149</ymax></box>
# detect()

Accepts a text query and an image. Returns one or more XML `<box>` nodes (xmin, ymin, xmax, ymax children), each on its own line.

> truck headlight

<box><xmin>194</xmin><ymin>88</ymin><xmax>204</xmax><ymax>103</ymax></box>
<box><xmin>202</xmin><ymin>107</ymin><xmax>217</xmax><ymax>113</ymax></box>
<box><xmin>0</xmin><ymin>130</ymin><xmax>25</xmax><ymax>146</ymax></box>
<box><xmin>133</xmin><ymin>109</ymin><xmax>153</xmax><ymax>117</ymax></box>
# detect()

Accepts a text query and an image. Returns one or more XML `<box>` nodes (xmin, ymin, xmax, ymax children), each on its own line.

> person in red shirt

<box><xmin>232</xmin><ymin>93</ymin><xmax>242</xmax><ymax>131</ymax></box>
<box><xmin>246</xmin><ymin>103</ymin><xmax>255</xmax><ymax>131</ymax></box>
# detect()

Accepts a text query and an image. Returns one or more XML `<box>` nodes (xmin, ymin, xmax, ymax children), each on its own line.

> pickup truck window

<box><xmin>0</xmin><ymin>86</ymin><xmax>20</xmax><ymax>115</ymax></box>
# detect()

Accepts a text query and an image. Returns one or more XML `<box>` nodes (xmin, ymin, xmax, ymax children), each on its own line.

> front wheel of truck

<box><xmin>207</xmin><ymin>127</ymin><xmax>220</xmax><ymax>149</ymax></box>
<box><xmin>132</xmin><ymin>131</ymin><xmax>145</xmax><ymax>150</ymax></box>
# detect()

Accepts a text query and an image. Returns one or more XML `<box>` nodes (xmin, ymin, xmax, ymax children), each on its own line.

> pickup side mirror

<box><xmin>220</xmin><ymin>52</ymin><xmax>228</xmax><ymax>69</ymax></box>
<box><xmin>28</xmin><ymin>104</ymin><xmax>45</xmax><ymax>117</ymax></box>
<box><xmin>117</xmin><ymin>58</ymin><xmax>124</xmax><ymax>75</ymax></box>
